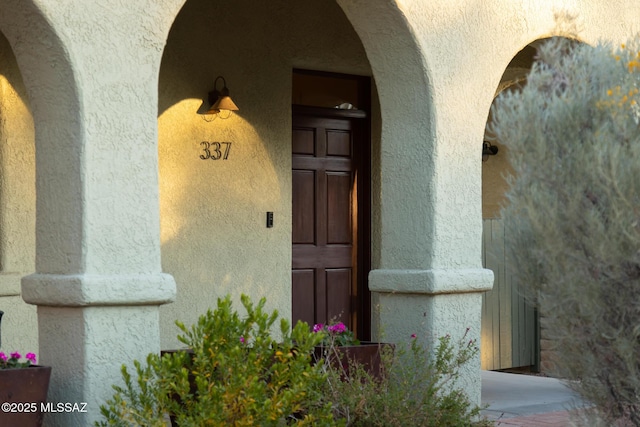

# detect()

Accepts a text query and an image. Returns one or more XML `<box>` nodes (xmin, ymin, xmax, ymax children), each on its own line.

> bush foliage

<box><xmin>97</xmin><ymin>295</ymin><xmax>335</xmax><ymax>426</ymax></box>
<box><xmin>97</xmin><ymin>295</ymin><xmax>489</xmax><ymax>426</ymax></box>
<box><xmin>491</xmin><ymin>36</ymin><xmax>640</xmax><ymax>424</ymax></box>
<box><xmin>318</xmin><ymin>330</ymin><xmax>491</xmax><ymax>427</ymax></box>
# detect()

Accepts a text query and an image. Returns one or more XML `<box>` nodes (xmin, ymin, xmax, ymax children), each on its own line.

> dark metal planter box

<box><xmin>313</xmin><ymin>341</ymin><xmax>394</xmax><ymax>380</ymax></box>
<box><xmin>0</xmin><ymin>365</ymin><xmax>52</xmax><ymax>427</ymax></box>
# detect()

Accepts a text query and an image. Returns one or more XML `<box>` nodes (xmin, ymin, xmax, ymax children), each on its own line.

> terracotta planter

<box><xmin>0</xmin><ymin>365</ymin><xmax>52</xmax><ymax>427</ymax></box>
<box><xmin>314</xmin><ymin>342</ymin><xmax>393</xmax><ymax>380</ymax></box>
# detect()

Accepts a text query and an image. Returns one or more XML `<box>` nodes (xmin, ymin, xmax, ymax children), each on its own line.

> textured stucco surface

<box><xmin>157</xmin><ymin>0</ymin><xmax>372</xmax><ymax>349</ymax></box>
<box><xmin>370</xmin><ymin>268</ymin><xmax>493</xmax><ymax>295</ymax></box>
<box><xmin>0</xmin><ymin>28</ymin><xmax>37</xmax><ymax>352</ymax></box>
<box><xmin>0</xmin><ymin>295</ymin><xmax>37</xmax><ymax>352</ymax></box>
<box><xmin>371</xmin><ymin>290</ymin><xmax>486</xmax><ymax>404</ymax></box>
<box><xmin>369</xmin><ymin>268</ymin><xmax>493</xmax><ymax>405</ymax></box>
<box><xmin>338</xmin><ymin>0</ymin><xmax>435</xmax><ymax>270</ymax></box>
<box><xmin>0</xmin><ymin>33</ymin><xmax>35</xmax><ymax>278</ymax></box>
<box><xmin>0</xmin><ymin>1</ymin><xmax>177</xmax><ymax>425</ymax></box>
<box><xmin>38</xmin><ymin>305</ymin><xmax>162</xmax><ymax>426</ymax></box>
<box><xmin>388</xmin><ymin>0</ymin><xmax>640</xmax><ymax>269</ymax></box>
<box><xmin>0</xmin><ymin>0</ymin><xmax>637</xmax><ymax>422</ymax></box>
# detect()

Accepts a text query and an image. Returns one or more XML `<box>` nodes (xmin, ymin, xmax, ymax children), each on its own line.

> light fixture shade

<box><xmin>202</xmin><ymin>76</ymin><xmax>239</xmax><ymax>117</ymax></box>
<box><xmin>212</xmin><ymin>94</ymin><xmax>239</xmax><ymax>112</ymax></box>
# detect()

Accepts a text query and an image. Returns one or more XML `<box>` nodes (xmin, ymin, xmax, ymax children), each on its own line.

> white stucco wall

<box><xmin>0</xmin><ymin>0</ymin><xmax>639</xmax><ymax>420</ymax></box>
<box><xmin>0</xmin><ymin>1</ymin><xmax>177</xmax><ymax>424</ymax></box>
<box><xmin>388</xmin><ymin>0</ymin><xmax>640</xmax><ymax>270</ymax></box>
<box><xmin>2</xmin><ymin>0</ymin><xmax>634</xmax><ymax>346</ymax></box>
<box><xmin>158</xmin><ymin>0</ymin><xmax>372</xmax><ymax>348</ymax></box>
<box><xmin>343</xmin><ymin>0</ymin><xmax>640</xmax><ymax>406</ymax></box>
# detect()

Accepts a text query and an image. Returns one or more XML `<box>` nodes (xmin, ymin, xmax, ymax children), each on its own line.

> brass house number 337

<box><xmin>200</xmin><ymin>141</ymin><xmax>232</xmax><ymax>160</ymax></box>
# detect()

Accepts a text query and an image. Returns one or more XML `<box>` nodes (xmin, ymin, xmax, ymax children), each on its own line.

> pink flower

<box><xmin>10</xmin><ymin>352</ymin><xmax>20</xmax><ymax>359</ymax></box>
<box><xmin>411</xmin><ymin>334</ymin><xmax>417</xmax><ymax>339</ymax></box>
<box><xmin>25</xmin><ymin>353</ymin><xmax>36</xmax><ymax>363</ymax></box>
<box><xmin>328</xmin><ymin>322</ymin><xmax>346</xmax><ymax>334</ymax></box>
<box><xmin>0</xmin><ymin>352</ymin><xmax>6</xmax><ymax>362</ymax></box>
<box><xmin>239</xmin><ymin>336</ymin><xmax>245</xmax><ymax>344</ymax></box>
<box><xmin>312</xmin><ymin>323</ymin><xmax>325</xmax><ymax>333</ymax></box>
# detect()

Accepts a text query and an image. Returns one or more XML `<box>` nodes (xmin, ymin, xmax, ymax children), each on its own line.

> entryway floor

<box><xmin>481</xmin><ymin>370</ymin><xmax>589</xmax><ymax>426</ymax></box>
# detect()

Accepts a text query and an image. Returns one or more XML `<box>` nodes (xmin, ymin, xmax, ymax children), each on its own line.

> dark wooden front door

<box><xmin>292</xmin><ymin>106</ymin><xmax>370</xmax><ymax>337</ymax></box>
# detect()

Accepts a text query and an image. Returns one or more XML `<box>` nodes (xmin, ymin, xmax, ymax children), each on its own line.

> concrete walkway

<box><xmin>481</xmin><ymin>370</ymin><xmax>589</xmax><ymax>426</ymax></box>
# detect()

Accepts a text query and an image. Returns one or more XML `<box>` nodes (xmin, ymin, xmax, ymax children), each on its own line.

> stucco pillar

<box><xmin>0</xmin><ymin>0</ymin><xmax>181</xmax><ymax>425</ymax></box>
<box><xmin>22</xmin><ymin>276</ymin><xmax>174</xmax><ymax>426</ymax></box>
<box><xmin>19</xmin><ymin>139</ymin><xmax>176</xmax><ymax>427</ymax></box>
<box><xmin>369</xmin><ymin>270</ymin><xmax>493</xmax><ymax>404</ymax></box>
<box><xmin>337</xmin><ymin>0</ymin><xmax>494</xmax><ymax>407</ymax></box>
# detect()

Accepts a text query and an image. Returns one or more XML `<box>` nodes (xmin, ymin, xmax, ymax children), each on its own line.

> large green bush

<box><xmin>491</xmin><ymin>36</ymin><xmax>640</xmax><ymax>424</ymax></box>
<box><xmin>97</xmin><ymin>295</ymin><xmax>491</xmax><ymax>426</ymax></box>
<box><xmin>97</xmin><ymin>295</ymin><xmax>336</xmax><ymax>426</ymax></box>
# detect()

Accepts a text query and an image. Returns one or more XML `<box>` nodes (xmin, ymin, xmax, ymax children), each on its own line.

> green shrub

<box><xmin>491</xmin><ymin>36</ymin><xmax>640</xmax><ymax>424</ymax></box>
<box><xmin>97</xmin><ymin>295</ymin><xmax>337</xmax><ymax>426</ymax></box>
<box><xmin>317</xmin><ymin>330</ymin><xmax>491</xmax><ymax>427</ymax></box>
<box><xmin>97</xmin><ymin>295</ymin><xmax>490</xmax><ymax>426</ymax></box>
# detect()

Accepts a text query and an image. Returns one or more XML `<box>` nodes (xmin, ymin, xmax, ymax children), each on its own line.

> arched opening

<box><xmin>481</xmin><ymin>37</ymin><xmax>584</xmax><ymax>373</ymax></box>
<box><xmin>0</xmin><ymin>0</ymin><xmax>93</xmax><ymax>417</ymax></box>
<box><xmin>0</xmin><ymin>28</ymin><xmax>37</xmax><ymax>354</ymax></box>
<box><xmin>0</xmin><ymin>0</ymin><xmax>82</xmax><ymax>356</ymax></box>
<box><xmin>481</xmin><ymin>41</ymin><xmax>543</xmax><ymax>373</ymax></box>
<box><xmin>157</xmin><ymin>0</ymin><xmax>430</xmax><ymax>348</ymax></box>
<box><xmin>158</xmin><ymin>0</ymin><xmax>376</xmax><ymax>347</ymax></box>
<box><xmin>0</xmin><ymin>1</ymin><xmax>83</xmax><ymax>276</ymax></box>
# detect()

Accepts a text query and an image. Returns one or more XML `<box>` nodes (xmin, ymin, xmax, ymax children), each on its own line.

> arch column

<box><xmin>21</xmin><ymin>276</ymin><xmax>175</xmax><ymax>427</ymax></box>
<box><xmin>338</xmin><ymin>0</ymin><xmax>493</xmax><ymax>405</ymax></box>
<box><xmin>0</xmin><ymin>1</ymin><xmax>179</xmax><ymax>425</ymax></box>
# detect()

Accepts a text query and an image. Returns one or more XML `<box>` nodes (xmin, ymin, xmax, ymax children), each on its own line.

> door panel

<box><xmin>292</xmin><ymin>245</ymin><xmax>352</xmax><ymax>269</ymax></box>
<box><xmin>326</xmin><ymin>172</ymin><xmax>351</xmax><ymax>243</ymax></box>
<box><xmin>292</xmin><ymin>114</ymin><xmax>356</xmax><ymax>329</ymax></box>
<box><xmin>292</xmin><ymin>128</ymin><xmax>315</xmax><ymax>155</ymax></box>
<box><xmin>326</xmin><ymin>268</ymin><xmax>351</xmax><ymax>324</ymax></box>
<box><xmin>327</xmin><ymin>130</ymin><xmax>351</xmax><ymax>157</ymax></box>
<box><xmin>292</xmin><ymin>170</ymin><xmax>315</xmax><ymax>244</ymax></box>
<box><xmin>292</xmin><ymin>269</ymin><xmax>315</xmax><ymax>326</ymax></box>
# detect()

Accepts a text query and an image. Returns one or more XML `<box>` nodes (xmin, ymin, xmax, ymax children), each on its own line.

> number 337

<box><xmin>200</xmin><ymin>141</ymin><xmax>231</xmax><ymax>160</ymax></box>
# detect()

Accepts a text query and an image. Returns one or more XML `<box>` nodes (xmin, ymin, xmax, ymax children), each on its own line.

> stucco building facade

<box><xmin>0</xmin><ymin>0</ymin><xmax>637</xmax><ymax>425</ymax></box>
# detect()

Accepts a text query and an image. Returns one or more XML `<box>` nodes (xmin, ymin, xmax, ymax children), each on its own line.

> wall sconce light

<box><xmin>482</xmin><ymin>141</ymin><xmax>499</xmax><ymax>162</ymax></box>
<box><xmin>202</xmin><ymin>76</ymin><xmax>239</xmax><ymax>121</ymax></box>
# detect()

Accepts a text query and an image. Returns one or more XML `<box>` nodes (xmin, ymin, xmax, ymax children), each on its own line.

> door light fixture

<box><xmin>202</xmin><ymin>76</ymin><xmax>239</xmax><ymax>121</ymax></box>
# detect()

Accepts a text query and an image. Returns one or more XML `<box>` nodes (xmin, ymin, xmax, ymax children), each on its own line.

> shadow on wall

<box><xmin>156</xmin><ymin>0</ymin><xmax>373</xmax><ymax>348</ymax></box>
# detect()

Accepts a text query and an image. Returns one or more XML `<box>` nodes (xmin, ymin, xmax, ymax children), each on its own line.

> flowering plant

<box><xmin>99</xmin><ymin>295</ymin><xmax>336</xmax><ymax>425</ymax></box>
<box><xmin>313</xmin><ymin>321</ymin><xmax>360</xmax><ymax>346</ymax></box>
<box><xmin>0</xmin><ymin>351</ymin><xmax>37</xmax><ymax>369</ymax></box>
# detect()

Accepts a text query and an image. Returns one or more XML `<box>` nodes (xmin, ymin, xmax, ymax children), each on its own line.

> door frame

<box><xmin>292</xmin><ymin>69</ymin><xmax>372</xmax><ymax>339</ymax></box>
